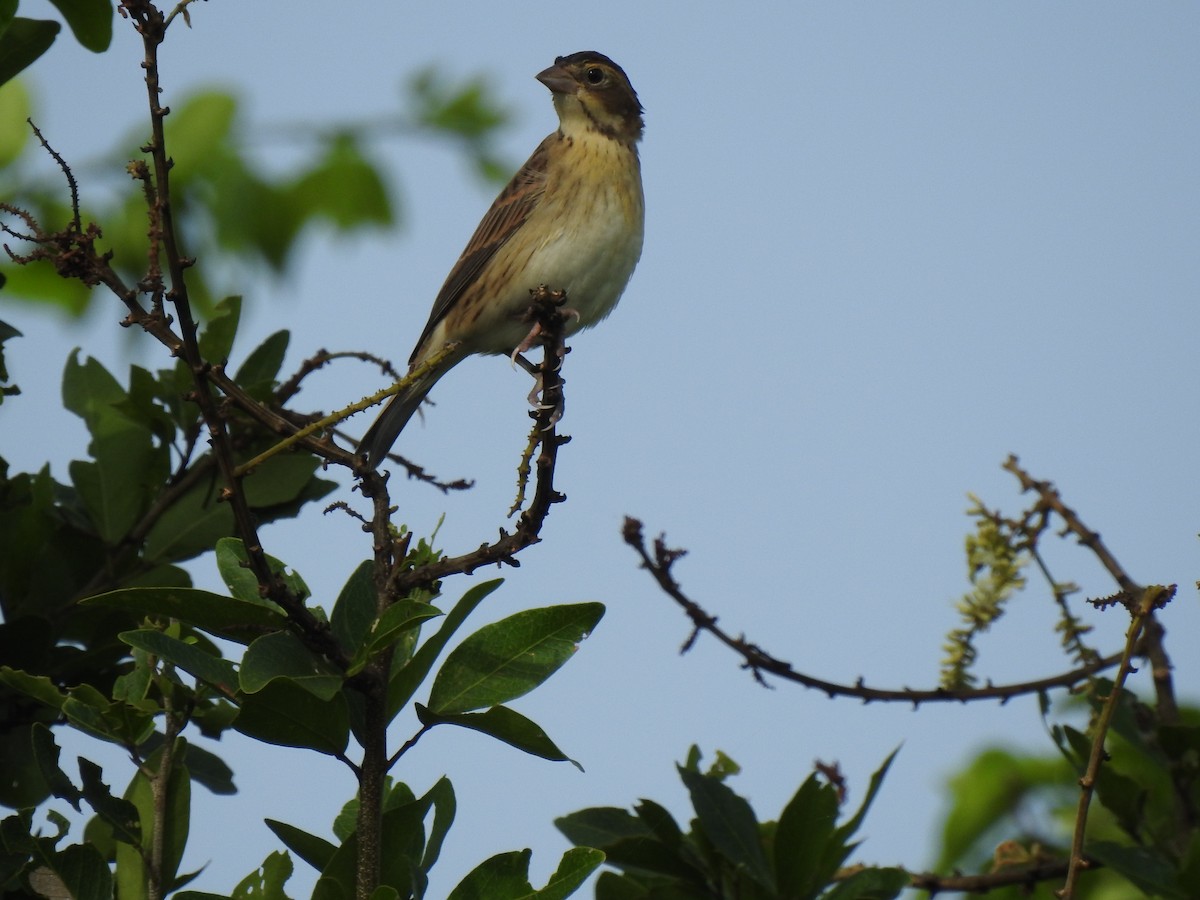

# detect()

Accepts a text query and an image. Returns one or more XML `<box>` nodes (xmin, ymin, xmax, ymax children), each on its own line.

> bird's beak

<box><xmin>536</xmin><ymin>64</ymin><xmax>576</xmax><ymax>96</ymax></box>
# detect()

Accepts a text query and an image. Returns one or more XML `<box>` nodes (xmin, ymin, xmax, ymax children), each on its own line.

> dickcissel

<box><xmin>359</xmin><ymin>51</ymin><xmax>644</xmax><ymax>467</ymax></box>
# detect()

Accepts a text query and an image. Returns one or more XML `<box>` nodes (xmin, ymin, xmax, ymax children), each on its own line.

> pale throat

<box><xmin>552</xmin><ymin>94</ymin><xmax>635</xmax><ymax>144</ymax></box>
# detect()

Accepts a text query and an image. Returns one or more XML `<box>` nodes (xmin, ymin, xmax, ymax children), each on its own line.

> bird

<box><xmin>359</xmin><ymin>51</ymin><xmax>645</xmax><ymax>468</ymax></box>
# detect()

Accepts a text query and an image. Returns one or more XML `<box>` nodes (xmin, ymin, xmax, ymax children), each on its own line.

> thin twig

<box><xmin>907</xmin><ymin>856</ymin><xmax>1087</xmax><ymax>894</ymax></box>
<box><xmin>123</xmin><ymin>0</ymin><xmax>347</xmax><ymax>667</ymax></box>
<box><xmin>234</xmin><ymin>342</ymin><xmax>459</xmax><ymax>476</ymax></box>
<box><xmin>1058</xmin><ymin>586</ymin><xmax>1169</xmax><ymax>898</ymax></box>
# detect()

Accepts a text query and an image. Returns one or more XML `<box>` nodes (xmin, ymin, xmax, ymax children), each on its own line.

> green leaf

<box><xmin>387</xmin><ymin>579</ymin><xmax>501</xmax><ymax>719</ymax></box>
<box><xmin>243</xmin><ymin>453</ymin><xmax>324</xmax><ymax>507</ymax></box>
<box><xmin>317</xmin><ymin>791</ymin><xmax>433</xmax><ymax>897</ymax></box>
<box><xmin>198</xmin><ymin>295</ymin><xmax>243</xmax><ymax>363</ymax></box>
<box><xmin>555</xmin><ymin>807</ymin><xmax>648</xmax><ymax>849</ymax></box>
<box><xmin>164</xmin><ymin>89</ymin><xmax>237</xmax><ymax>172</ymax></box>
<box><xmin>774</xmin><ymin>773</ymin><xmax>839</xmax><ymax>896</ymax></box>
<box><xmin>62</xmin><ymin>353</ymin><xmax>163</xmax><ymax>543</ymax></box>
<box><xmin>933</xmin><ymin>746</ymin><xmax>1071</xmax><ymax>872</ymax></box>
<box><xmin>1087</xmin><ymin>841</ymin><xmax>1188</xmax><ymax>899</ymax></box>
<box><xmin>216</xmin><ymin>537</ymin><xmax>310</xmax><ymax>606</ymax></box>
<box><xmin>31</xmin><ymin>723</ymin><xmax>82</xmax><ymax>810</ymax></box>
<box><xmin>448</xmin><ymin>847</ymin><xmax>604</xmax><ymax>900</ymax></box>
<box><xmin>633</xmin><ymin>799</ymin><xmax>683</xmax><ymax>850</ymax></box>
<box><xmin>556</xmin><ymin>801</ymin><xmax>701</xmax><ymax>883</ymax></box>
<box><xmin>28</xmin><ymin>840</ymin><xmax>114</xmax><ymax>900</ymax></box>
<box><xmin>0</xmin><ymin>17</ymin><xmax>60</xmax><ymax>86</ymax></box>
<box><xmin>240</xmin><ymin>630</ymin><xmax>342</xmax><ymax>700</ymax></box>
<box><xmin>1177</xmin><ymin>828</ymin><xmax>1200</xmax><ymax>895</ymax></box>
<box><xmin>677</xmin><ymin>763</ymin><xmax>773</xmax><ymax>889</ymax></box>
<box><xmin>117</xmin><ymin>741</ymin><xmax>190</xmax><ymax>898</ymax></box>
<box><xmin>353</xmin><ymin>599</ymin><xmax>443</xmax><ymax>674</ymax></box>
<box><xmin>420</xmin><ymin>776</ymin><xmax>456</xmax><ymax>875</ymax></box>
<box><xmin>416</xmin><ymin>703</ymin><xmax>581</xmax><ymax>769</ymax></box>
<box><xmin>82</xmin><ymin>586</ymin><xmax>288</xmax><ymax>644</ymax></box>
<box><xmin>176</xmin><ymin>849</ymin><xmax>294</xmax><ymax>900</ymax></box>
<box><xmin>61</xmin><ymin>349</ymin><xmax>121</xmax><ymax>422</ymax></box>
<box><xmin>247</xmin><ymin>849</ymin><xmax>298</xmax><ymax>899</ymax></box>
<box><xmin>0</xmin><ymin>247</ymin><xmax>92</xmax><ymax>314</ymax></box>
<box><xmin>190</xmin><ymin>743</ymin><xmax>238</xmax><ymax>795</ymax></box>
<box><xmin>47</xmin><ymin>0</ymin><xmax>112</xmax><ymax>52</ymax></box>
<box><xmin>61</xmin><ymin>684</ymin><xmax>155</xmax><ymax>746</ymax></box>
<box><xmin>592</xmin><ymin>871</ymin><xmax>647</xmax><ymax>900</ymax></box>
<box><xmin>1093</xmin><ymin>762</ymin><xmax>1149</xmax><ymax>840</ymax></box>
<box><xmin>120</xmin><ymin>628</ymin><xmax>239</xmax><ymax>695</ymax></box>
<box><xmin>234</xmin><ymin>679</ymin><xmax>349</xmax><ymax>755</ymax></box>
<box><xmin>409</xmin><ymin>67</ymin><xmax>509</xmax><ymax>140</ymax></box>
<box><xmin>820</xmin><ymin>866</ymin><xmax>910</xmax><ymax>900</ymax></box>
<box><xmin>0</xmin><ymin>317</ymin><xmax>20</xmax><ymax>402</ymax></box>
<box><xmin>122</xmin><ymin>363</ymin><xmax>178</xmax><ymax>443</ymax></box>
<box><xmin>0</xmin><ymin>78</ymin><xmax>31</xmax><ymax>167</ymax></box>
<box><xmin>592</xmin><ymin>836</ymin><xmax>700</xmax><ymax>881</ymax></box>
<box><xmin>833</xmin><ymin>746</ymin><xmax>898</xmax><ymax>849</ymax></box>
<box><xmin>331</xmin><ymin>560</ymin><xmax>376</xmax><ymax>655</ymax></box>
<box><xmin>234</xmin><ymin>329</ymin><xmax>290</xmax><ymax>394</ymax></box>
<box><xmin>0</xmin><ymin>665</ymin><xmax>66</xmax><ymax>710</ymax></box>
<box><xmin>312</xmin><ymin>877</ymin><xmax>350</xmax><ymax>900</ymax></box>
<box><xmin>290</xmin><ymin>133</ymin><xmax>392</xmax><ymax>228</ymax></box>
<box><xmin>0</xmin><ymin>721</ymin><xmax>48</xmax><ymax>808</ymax></box>
<box><xmin>538</xmin><ymin>847</ymin><xmax>606</xmax><ymax>900</ymax></box>
<box><xmin>68</xmin><ymin>452</ymin><xmax>147</xmax><ymax>544</ymax></box>
<box><xmin>265</xmin><ymin>819</ymin><xmax>338</xmax><ymax>873</ymax></box>
<box><xmin>445</xmin><ymin>850</ymin><xmax>530</xmax><ymax>900</ymax></box>
<box><xmin>330</xmin><ymin>780</ymin><xmax>416</xmax><ymax>844</ymax></box>
<box><xmin>210</xmin><ymin>168</ymin><xmax>301</xmax><ymax>270</ymax></box>
<box><xmin>427</xmin><ymin>602</ymin><xmax>603</xmax><ymax>715</ymax></box>
<box><xmin>142</xmin><ymin>477</ymin><xmax>235</xmax><ymax>563</ymax></box>
<box><xmin>78</xmin><ymin>757</ymin><xmax>141</xmax><ymax>847</ymax></box>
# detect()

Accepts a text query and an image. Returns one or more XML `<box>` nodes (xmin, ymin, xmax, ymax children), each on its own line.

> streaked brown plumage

<box><xmin>359</xmin><ymin>51</ymin><xmax>644</xmax><ymax>467</ymax></box>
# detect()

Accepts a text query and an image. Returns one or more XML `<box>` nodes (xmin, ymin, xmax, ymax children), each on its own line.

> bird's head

<box><xmin>537</xmin><ymin>51</ymin><xmax>643</xmax><ymax>143</ymax></box>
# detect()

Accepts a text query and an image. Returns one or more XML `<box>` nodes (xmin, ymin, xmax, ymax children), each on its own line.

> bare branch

<box><xmin>621</xmin><ymin>517</ymin><xmax>1123</xmax><ymax>705</ymax></box>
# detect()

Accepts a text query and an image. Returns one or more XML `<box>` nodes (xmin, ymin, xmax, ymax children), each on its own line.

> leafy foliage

<box><xmin>0</xmin><ymin>0</ymin><xmax>115</xmax><ymax>89</ymax></box>
<box><xmin>557</xmin><ymin>748</ymin><xmax>909</xmax><ymax>899</ymax></box>
<box><xmin>0</xmin><ymin>11</ymin><xmax>595</xmax><ymax>893</ymax></box>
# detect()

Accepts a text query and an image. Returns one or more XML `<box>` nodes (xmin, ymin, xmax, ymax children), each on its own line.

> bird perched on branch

<box><xmin>359</xmin><ymin>51</ymin><xmax>645</xmax><ymax>468</ymax></box>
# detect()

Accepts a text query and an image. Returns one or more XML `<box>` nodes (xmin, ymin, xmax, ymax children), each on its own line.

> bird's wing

<box><xmin>408</xmin><ymin>134</ymin><xmax>555</xmax><ymax>366</ymax></box>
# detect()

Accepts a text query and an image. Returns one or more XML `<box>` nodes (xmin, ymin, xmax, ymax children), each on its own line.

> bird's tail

<box><xmin>358</xmin><ymin>365</ymin><xmax>445</xmax><ymax>468</ymax></box>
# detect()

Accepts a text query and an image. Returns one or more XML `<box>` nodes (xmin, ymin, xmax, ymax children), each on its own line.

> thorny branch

<box><xmin>370</xmin><ymin>285</ymin><xmax>574</xmax><ymax>599</ymax></box>
<box><xmin>1001</xmin><ymin>454</ymin><xmax>1178</xmax><ymax>724</ymax></box>
<box><xmin>621</xmin><ymin>516</ymin><xmax>1122</xmax><ymax>705</ymax></box>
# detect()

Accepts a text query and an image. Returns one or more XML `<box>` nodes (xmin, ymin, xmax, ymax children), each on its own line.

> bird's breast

<box><xmin>520</xmin><ymin>132</ymin><xmax>644</xmax><ymax>324</ymax></box>
<box><xmin>449</xmin><ymin>130</ymin><xmax>644</xmax><ymax>357</ymax></box>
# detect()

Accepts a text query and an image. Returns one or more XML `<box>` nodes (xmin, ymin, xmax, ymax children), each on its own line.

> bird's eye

<box><xmin>585</xmin><ymin>67</ymin><xmax>605</xmax><ymax>85</ymax></box>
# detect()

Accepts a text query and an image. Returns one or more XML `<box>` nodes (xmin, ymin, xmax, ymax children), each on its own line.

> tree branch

<box><xmin>621</xmin><ymin>517</ymin><xmax>1123</xmax><ymax>704</ymax></box>
<box><xmin>381</xmin><ymin>286</ymin><xmax>573</xmax><ymax>597</ymax></box>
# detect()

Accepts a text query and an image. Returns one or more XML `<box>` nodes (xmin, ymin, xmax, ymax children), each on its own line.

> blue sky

<box><xmin>4</xmin><ymin>3</ymin><xmax>1198</xmax><ymax>895</ymax></box>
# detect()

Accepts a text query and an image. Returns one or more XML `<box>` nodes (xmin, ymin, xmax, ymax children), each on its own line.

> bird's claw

<box><xmin>511</xmin><ymin>321</ymin><xmax>545</xmax><ymax>364</ymax></box>
<box><xmin>525</xmin><ymin>371</ymin><xmax>565</xmax><ymax>427</ymax></box>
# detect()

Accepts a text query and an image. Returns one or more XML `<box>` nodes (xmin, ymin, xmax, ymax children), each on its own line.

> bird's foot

<box><xmin>510</xmin><ymin>321</ymin><xmax>544</xmax><ymax>365</ymax></box>
<box><xmin>524</xmin><ymin>372</ymin><xmax>565</xmax><ymax>428</ymax></box>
